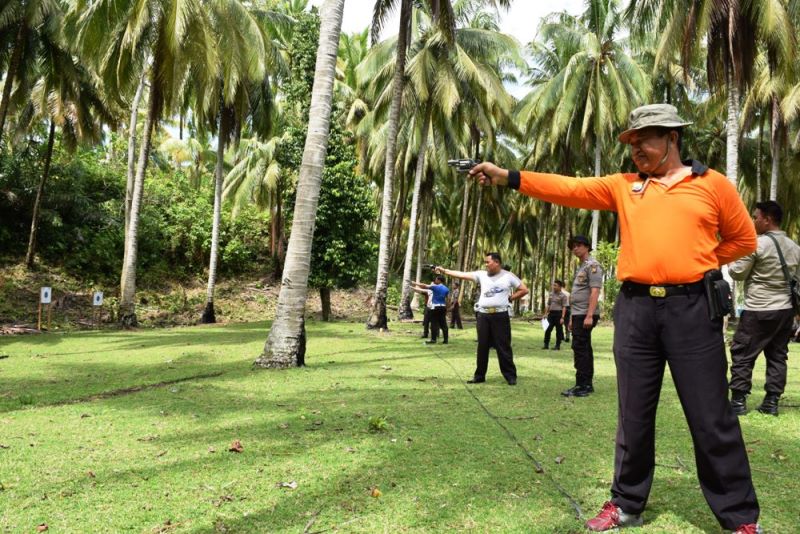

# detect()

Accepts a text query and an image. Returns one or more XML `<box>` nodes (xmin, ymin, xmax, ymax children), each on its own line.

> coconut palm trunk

<box><xmin>202</xmin><ymin>103</ymin><xmax>233</xmax><ymax>324</ymax></box>
<box><xmin>125</xmin><ymin>75</ymin><xmax>145</xmax><ymax>235</ymax></box>
<box><xmin>24</xmin><ymin>120</ymin><xmax>56</xmax><ymax>268</ymax></box>
<box><xmin>367</xmin><ymin>0</ymin><xmax>412</xmax><ymax>330</ymax></box>
<box><xmin>414</xmin><ymin>191</ymin><xmax>431</xmax><ymax>311</ymax></box>
<box><xmin>398</xmin><ymin>105</ymin><xmax>431</xmax><ymax>319</ymax></box>
<box><xmin>119</xmin><ymin>70</ymin><xmax>160</xmax><ymax>327</ymax></box>
<box><xmin>725</xmin><ymin>71</ymin><xmax>740</xmax><ymax>187</ymax></box>
<box><xmin>254</xmin><ymin>0</ymin><xmax>344</xmax><ymax>369</ymax></box>
<box><xmin>591</xmin><ymin>142</ymin><xmax>601</xmax><ymax>247</ymax></box>
<box><xmin>0</xmin><ymin>24</ymin><xmax>26</xmax><ymax>143</ymax></box>
<box><xmin>769</xmin><ymin>95</ymin><xmax>780</xmax><ymax>200</ymax></box>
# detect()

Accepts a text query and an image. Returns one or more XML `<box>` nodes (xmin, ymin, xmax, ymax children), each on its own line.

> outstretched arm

<box><xmin>468</xmin><ymin>162</ymin><xmax>616</xmax><ymax>211</ymax></box>
<box><xmin>411</xmin><ymin>281</ymin><xmax>432</xmax><ymax>289</ymax></box>
<box><xmin>435</xmin><ymin>267</ymin><xmax>476</xmax><ymax>282</ymax></box>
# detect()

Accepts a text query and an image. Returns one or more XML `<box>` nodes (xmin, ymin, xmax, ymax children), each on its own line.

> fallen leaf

<box><xmin>381</xmin><ymin>365</ymin><xmax>392</xmax><ymax>371</ymax></box>
<box><xmin>555</xmin><ymin>456</ymin><xmax>565</xmax><ymax>464</ymax></box>
<box><xmin>533</xmin><ymin>435</ymin><xmax>543</xmax><ymax>441</ymax></box>
<box><xmin>228</xmin><ymin>440</ymin><xmax>244</xmax><ymax>453</ymax></box>
<box><xmin>370</xmin><ymin>487</ymin><xmax>382</xmax><ymax>498</ymax></box>
<box><xmin>276</xmin><ymin>481</ymin><xmax>298</xmax><ymax>490</ymax></box>
<box><xmin>345</xmin><ymin>447</ymin><xmax>356</xmax><ymax>453</ymax></box>
<box><xmin>278</xmin><ymin>423</ymin><xmax>288</xmax><ymax>429</ymax></box>
<box><xmin>80</xmin><ymin>414</ymin><xmax>91</xmax><ymax>419</ymax></box>
<box><xmin>87</xmin><ymin>471</ymin><xmax>96</xmax><ymax>478</ymax></box>
<box><xmin>137</xmin><ymin>435</ymin><xmax>159</xmax><ymax>442</ymax></box>
<box><xmin>36</xmin><ymin>525</ymin><xmax>48</xmax><ymax>532</ymax></box>
<box><xmin>312</xmin><ymin>420</ymin><xmax>323</xmax><ymax>426</ymax></box>
<box><xmin>208</xmin><ymin>447</ymin><xmax>216</xmax><ymax>453</ymax></box>
<box><xmin>0</xmin><ymin>444</ymin><xmax>9</xmax><ymax>449</ymax></box>
<box><xmin>155</xmin><ymin>450</ymin><xmax>167</xmax><ymax>458</ymax></box>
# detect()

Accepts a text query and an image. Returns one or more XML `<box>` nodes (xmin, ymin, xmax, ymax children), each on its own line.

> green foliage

<box><xmin>0</xmin><ymin>139</ymin><xmax>126</xmax><ymax>277</ymax></box>
<box><xmin>594</xmin><ymin>241</ymin><xmax>621</xmax><ymax>319</ymax></box>
<box><xmin>0</xmin><ymin>138</ymin><xmax>272</xmax><ymax>283</ymax></box>
<box><xmin>308</xmin><ymin>106</ymin><xmax>378</xmax><ymax>291</ymax></box>
<box><xmin>282</xmin><ymin>8</ymin><xmax>320</xmax><ymax>125</ymax></box>
<box><xmin>368</xmin><ymin>415</ymin><xmax>389</xmax><ymax>433</ymax></box>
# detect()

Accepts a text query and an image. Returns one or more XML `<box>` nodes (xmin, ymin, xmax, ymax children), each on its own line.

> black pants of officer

<box><xmin>564</xmin><ymin>306</ymin><xmax>571</xmax><ymax>341</ymax></box>
<box><xmin>429</xmin><ymin>306</ymin><xmax>448</xmax><ymax>343</ymax></box>
<box><xmin>570</xmin><ymin>314</ymin><xmax>598</xmax><ymax>386</ymax></box>
<box><xmin>422</xmin><ymin>307</ymin><xmax>431</xmax><ymax>338</ymax></box>
<box><xmin>544</xmin><ymin>310</ymin><xmax>564</xmax><ymax>348</ymax></box>
<box><xmin>450</xmin><ymin>303</ymin><xmax>463</xmax><ymax>329</ymax></box>
<box><xmin>611</xmin><ymin>286</ymin><xmax>759</xmax><ymax>529</ymax></box>
<box><xmin>730</xmin><ymin>308</ymin><xmax>794</xmax><ymax>395</ymax></box>
<box><xmin>474</xmin><ymin>312</ymin><xmax>516</xmax><ymax>382</ymax></box>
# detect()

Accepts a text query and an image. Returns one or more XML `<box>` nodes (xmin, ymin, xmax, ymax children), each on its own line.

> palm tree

<box><xmin>390</xmin><ymin>6</ymin><xmax>520</xmax><ymax>318</ymax></box>
<box><xmin>254</xmin><ymin>0</ymin><xmax>345</xmax><ymax>369</ymax></box>
<box><xmin>626</xmin><ymin>0</ymin><xmax>793</xmax><ymax>187</ymax></box>
<box><xmin>520</xmin><ymin>0</ymin><xmax>649</xmax><ymax>247</ymax></box>
<box><xmin>194</xmin><ymin>0</ymin><xmax>283</xmax><ymax>324</ymax></box>
<box><xmin>71</xmin><ymin>0</ymin><xmax>219</xmax><ymax>326</ymax></box>
<box><xmin>0</xmin><ymin>0</ymin><xmax>63</xmax><ymax>145</ymax></box>
<box><xmin>21</xmin><ymin>35</ymin><xmax>115</xmax><ymax>268</ymax></box>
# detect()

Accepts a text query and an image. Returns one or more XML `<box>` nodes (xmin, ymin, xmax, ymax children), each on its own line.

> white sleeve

<box><xmin>508</xmin><ymin>273</ymin><xmax>521</xmax><ymax>289</ymax></box>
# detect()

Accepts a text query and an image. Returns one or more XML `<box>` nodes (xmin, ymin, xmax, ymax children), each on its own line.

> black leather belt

<box><xmin>622</xmin><ymin>280</ymin><xmax>704</xmax><ymax>298</ymax></box>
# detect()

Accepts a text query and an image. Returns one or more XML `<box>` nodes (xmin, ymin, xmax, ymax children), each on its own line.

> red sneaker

<box><xmin>733</xmin><ymin>524</ymin><xmax>762</xmax><ymax>534</ymax></box>
<box><xmin>585</xmin><ymin>501</ymin><xmax>643</xmax><ymax>531</ymax></box>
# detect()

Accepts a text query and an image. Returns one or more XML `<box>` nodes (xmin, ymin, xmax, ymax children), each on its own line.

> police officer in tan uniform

<box><xmin>563</xmin><ymin>235</ymin><xmax>603</xmax><ymax>397</ymax></box>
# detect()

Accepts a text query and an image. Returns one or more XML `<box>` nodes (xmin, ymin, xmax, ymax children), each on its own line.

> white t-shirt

<box><xmin>470</xmin><ymin>270</ymin><xmax>521</xmax><ymax>309</ymax></box>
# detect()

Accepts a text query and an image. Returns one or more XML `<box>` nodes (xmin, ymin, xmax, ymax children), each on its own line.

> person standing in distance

<box><xmin>436</xmin><ymin>253</ymin><xmax>528</xmax><ymax>385</ymax></box>
<box><xmin>468</xmin><ymin>104</ymin><xmax>760</xmax><ymax>533</ymax></box>
<box><xmin>728</xmin><ymin>200</ymin><xmax>800</xmax><ymax>416</ymax></box>
<box><xmin>449</xmin><ymin>281</ymin><xmax>463</xmax><ymax>329</ymax></box>
<box><xmin>563</xmin><ymin>235</ymin><xmax>603</xmax><ymax>397</ymax></box>
<box><xmin>411</xmin><ymin>277</ymin><xmax>449</xmax><ymax>345</ymax></box>
<box><xmin>543</xmin><ymin>279</ymin><xmax>568</xmax><ymax>350</ymax></box>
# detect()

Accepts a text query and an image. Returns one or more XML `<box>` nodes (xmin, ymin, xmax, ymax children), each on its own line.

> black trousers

<box><xmin>544</xmin><ymin>310</ymin><xmax>564</xmax><ymax>347</ymax></box>
<box><xmin>611</xmin><ymin>289</ymin><xmax>759</xmax><ymax>529</ymax></box>
<box><xmin>730</xmin><ymin>308</ymin><xmax>794</xmax><ymax>395</ymax></box>
<box><xmin>564</xmin><ymin>307</ymin><xmax>571</xmax><ymax>340</ymax></box>
<box><xmin>422</xmin><ymin>307</ymin><xmax>431</xmax><ymax>338</ymax></box>
<box><xmin>570</xmin><ymin>314</ymin><xmax>598</xmax><ymax>386</ymax></box>
<box><xmin>475</xmin><ymin>312</ymin><xmax>516</xmax><ymax>381</ymax></box>
<box><xmin>450</xmin><ymin>303</ymin><xmax>463</xmax><ymax>329</ymax></box>
<box><xmin>430</xmin><ymin>306</ymin><xmax>448</xmax><ymax>342</ymax></box>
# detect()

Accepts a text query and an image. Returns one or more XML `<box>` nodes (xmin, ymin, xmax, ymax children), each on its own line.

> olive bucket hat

<box><xmin>618</xmin><ymin>104</ymin><xmax>693</xmax><ymax>144</ymax></box>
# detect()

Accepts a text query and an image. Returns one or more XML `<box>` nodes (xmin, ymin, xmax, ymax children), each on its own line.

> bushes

<box><xmin>0</xmin><ymin>140</ymin><xmax>272</xmax><ymax>284</ymax></box>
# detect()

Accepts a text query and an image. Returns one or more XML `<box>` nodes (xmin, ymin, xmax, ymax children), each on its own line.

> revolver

<box><xmin>447</xmin><ymin>159</ymin><xmax>479</xmax><ymax>173</ymax></box>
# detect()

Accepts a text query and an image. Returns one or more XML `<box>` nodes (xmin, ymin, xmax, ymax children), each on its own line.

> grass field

<box><xmin>1</xmin><ymin>319</ymin><xmax>798</xmax><ymax>533</ymax></box>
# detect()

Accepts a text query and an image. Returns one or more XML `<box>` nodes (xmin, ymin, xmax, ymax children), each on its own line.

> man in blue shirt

<box><xmin>412</xmin><ymin>276</ymin><xmax>450</xmax><ymax>344</ymax></box>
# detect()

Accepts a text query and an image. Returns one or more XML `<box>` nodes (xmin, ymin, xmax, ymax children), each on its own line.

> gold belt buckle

<box><xmin>487</xmin><ymin>307</ymin><xmax>497</xmax><ymax>313</ymax></box>
<box><xmin>649</xmin><ymin>286</ymin><xmax>666</xmax><ymax>298</ymax></box>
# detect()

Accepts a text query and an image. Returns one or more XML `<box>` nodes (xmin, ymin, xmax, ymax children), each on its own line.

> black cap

<box><xmin>568</xmin><ymin>235</ymin><xmax>591</xmax><ymax>248</ymax></box>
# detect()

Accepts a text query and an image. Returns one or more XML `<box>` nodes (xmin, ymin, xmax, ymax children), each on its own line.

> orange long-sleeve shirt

<box><xmin>509</xmin><ymin>161</ymin><xmax>757</xmax><ymax>285</ymax></box>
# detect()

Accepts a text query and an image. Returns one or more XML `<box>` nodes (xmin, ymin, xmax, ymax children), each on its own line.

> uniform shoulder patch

<box><xmin>591</xmin><ymin>264</ymin><xmax>598</xmax><ymax>274</ymax></box>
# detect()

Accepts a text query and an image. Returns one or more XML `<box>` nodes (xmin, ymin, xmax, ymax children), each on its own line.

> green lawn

<box><xmin>1</xmin><ymin>320</ymin><xmax>798</xmax><ymax>533</ymax></box>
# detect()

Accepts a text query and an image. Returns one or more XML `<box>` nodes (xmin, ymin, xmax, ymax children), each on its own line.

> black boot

<box><xmin>730</xmin><ymin>390</ymin><xmax>748</xmax><ymax>416</ymax></box>
<box><xmin>757</xmin><ymin>393</ymin><xmax>780</xmax><ymax>416</ymax></box>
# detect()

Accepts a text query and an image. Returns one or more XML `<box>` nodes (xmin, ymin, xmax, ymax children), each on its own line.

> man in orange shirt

<box><xmin>469</xmin><ymin>104</ymin><xmax>760</xmax><ymax>534</ymax></box>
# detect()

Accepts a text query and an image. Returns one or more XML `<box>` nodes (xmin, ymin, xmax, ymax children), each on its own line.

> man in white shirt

<box><xmin>436</xmin><ymin>252</ymin><xmax>529</xmax><ymax>385</ymax></box>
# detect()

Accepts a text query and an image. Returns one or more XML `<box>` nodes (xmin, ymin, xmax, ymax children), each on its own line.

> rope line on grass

<box><xmin>430</xmin><ymin>347</ymin><xmax>585</xmax><ymax>521</ymax></box>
